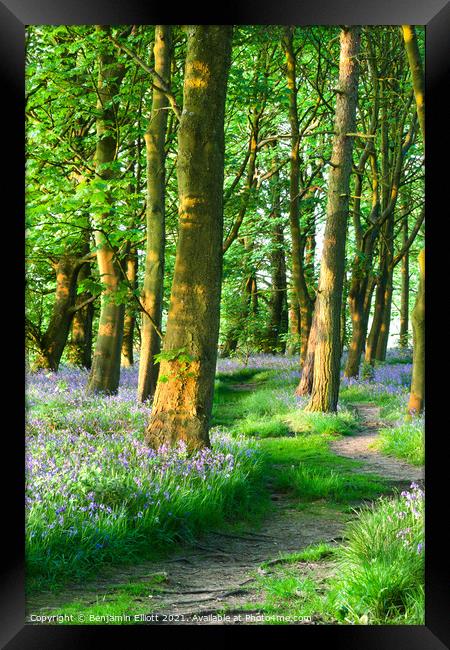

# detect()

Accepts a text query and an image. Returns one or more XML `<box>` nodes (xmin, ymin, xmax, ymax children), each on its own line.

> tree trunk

<box><xmin>67</xmin><ymin>258</ymin><xmax>93</xmax><ymax>369</ymax></box>
<box><xmin>345</xmin><ymin>272</ymin><xmax>376</xmax><ymax>377</ymax></box>
<box><xmin>408</xmin><ymin>249</ymin><xmax>424</xmax><ymax>414</ymax></box>
<box><xmin>375</xmin><ymin>265</ymin><xmax>393</xmax><ymax>360</ymax></box>
<box><xmin>267</xmin><ymin>149</ymin><xmax>286</xmax><ymax>355</ymax></box>
<box><xmin>340</xmin><ymin>272</ymin><xmax>348</xmax><ymax>356</ymax></box>
<box><xmin>296</xmin><ymin>306</ymin><xmax>319</xmax><ymax>396</ymax></box>
<box><xmin>137</xmin><ymin>25</ymin><xmax>171</xmax><ymax>402</ymax></box>
<box><xmin>145</xmin><ymin>25</ymin><xmax>232</xmax><ymax>451</ymax></box>
<box><xmin>267</xmin><ymin>201</ymin><xmax>288</xmax><ymax>353</ymax></box>
<box><xmin>306</xmin><ymin>26</ymin><xmax>361</xmax><ymax>413</ymax></box>
<box><xmin>399</xmin><ymin>212</ymin><xmax>409</xmax><ymax>348</ymax></box>
<box><xmin>32</xmin><ymin>255</ymin><xmax>81</xmax><ymax>371</ymax></box>
<box><xmin>401</xmin><ymin>26</ymin><xmax>425</xmax><ymax>144</ymax></box>
<box><xmin>282</xmin><ymin>27</ymin><xmax>314</xmax><ymax>370</ymax></box>
<box><xmin>121</xmin><ymin>248</ymin><xmax>138</xmax><ymax>367</ymax></box>
<box><xmin>287</xmin><ymin>292</ymin><xmax>300</xmax><ymax>356</ymax></box>
<box><xmin>87</xmin><ymin>26</ymin><xmax>126</xmax><ymax>395</ymax></box>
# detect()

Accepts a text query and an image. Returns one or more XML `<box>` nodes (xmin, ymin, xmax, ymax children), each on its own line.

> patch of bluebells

<box><xmin>386</xmin><ymin>482</ymin><xmax>424</xmax><ymax>553</ymax></box>
<box><xmin>340</xmin><ymin>363</ymin><xmax>412</xmax><ymax>396</ymax></box>
<box><xmin>217</xmin><ymin>353</ymin><xmax>299</xmax><ymax>375</ymax></box>
<box><xmin>26</xmin><ymin>364</ymin><xmax>263</xmax><ymax>586</ymax></box>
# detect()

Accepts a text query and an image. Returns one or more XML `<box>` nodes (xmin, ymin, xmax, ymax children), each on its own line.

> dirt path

<box><xmin>27</xmin><ymin>403</ymin><xmax>423</xmax><ymax>625</ymax></box>
<box><xmin>330</xmin><ymin>403</ymin><xmax>424</xmax><ymax>486</ymax></box>
<box><xmin>27</xmin><ymin>492</ymin><xmax>346</xmax><ymax>625</ymax></box>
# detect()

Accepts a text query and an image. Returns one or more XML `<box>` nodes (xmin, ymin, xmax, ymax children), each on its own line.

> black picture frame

<box><xmin>2</xmin><ymin>0</ymin><xmax>449</xmax><ymax>646</ymax></box>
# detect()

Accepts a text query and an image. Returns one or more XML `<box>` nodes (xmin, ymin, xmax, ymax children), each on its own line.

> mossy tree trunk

<box><xmin>287</xmin><ymin>293</ymin><xmax>300</xmax><ymax>356</ymax></box>
<box><xmin>305</xmin><ymin>26</ymin><xmax>361</xmax><ymax>413</ymax></box>
<box><xmin>137</xmin><ymin>25</ymin><xmax>171</xmax><ymax>402</ymax></box>
<box><xmin>87</xmin><ymin>26</ymin><xmax>126</xmax><ymax>395</ymax></box>
<box><xmin>67</xmin><ymin>257</ymin><xmax>94</xmax><ymax>369</ymax></box>
<box><xmin>145</xmin><ymin>25</ymin><xmax>232</xmax><ymax>451</ymax></box>
<box><xmin>408</xmin><ymin>249</ymin><xmax>424</xmax><ymax>414</ymax></box>
<box><xmin>32</xmin><ymin>255</ymin><xmax>82</xmax><ymax>371</ymax></box>
<box><xmin>345</xmin><ymin>269</ymin><xmax>376</xmax><ymax>377</ymax></box>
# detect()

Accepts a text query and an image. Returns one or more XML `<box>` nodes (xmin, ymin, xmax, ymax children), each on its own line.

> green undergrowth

<box><xmin>32</xmin><ymin>573</ymin><xmax>168</xmax><ymax>625</ymax></box>
<box><xmin>339</xmin><ymin>384</ymin><xmax>403</xmax><ymax>420</ymax></box>
<box><xmin>213</xmin><ymin>369</ymin><xmax>388</xmax><ymax>506</ymax></box>
<box><xmin>249</xmin><ymin>484</ymin><xmax>424</xmax><ymax>625</ymax></box>
<box><xmin>260</xmin><ymin>436</ymin><xmax>387</xmax><ymax>504</ymax></box>
<box><xmin>373</xmin><ymin>418</ymin><xmax>424</xmax><ymax>466</ymax></box>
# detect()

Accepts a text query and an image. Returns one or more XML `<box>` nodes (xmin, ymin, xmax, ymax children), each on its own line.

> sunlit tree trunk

<box><xmin>146</xmin><ymin>25</ymin><xmax>232</xmax><ymax>451</ymax></box>
<box><xmin>401</xmin><ymin>26</ymin><xmax>425</xmax><ymax>142</ymax></box>
<box><xmin>402</xmin><ymin>25</ymin><xmax>424</xmax><ymax>414</ymax></box>
<box><xmin>87</xmin><ymin>26</ymin><xmax>126</xmax><ymax>395</ymax></box>
<box><xmin>306</xmin><ymin>26</ymin><xmax>361</xmax><ymax>413</ymax></box>
<box><xmin>137</xmin><ymin>25</ymin><xmax>171</xmax><ymax>402</ymax></box>
<box><xmin>408</xmin><ymin>249</ymin><xmax>424</xmax><ymax>413</ymax></box>
<box><xmin>121</xmin><ymin>247</ymin><xmax>138</xmax><ymax>367</ymax></box>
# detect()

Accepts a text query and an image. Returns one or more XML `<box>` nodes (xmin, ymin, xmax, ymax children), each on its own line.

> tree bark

<box><xmin>67</xmin><ymin>258</ymin><xmax>94</xmax><ymax>369</ymax></box>
<box><xmin>32</xmin><ymin>255</ymin><xmax>81</xmax><ymax>371</ymax></box>
<box><xmin>266</xmin><ymin>176</ymin><xmax>288</xmax><ymax>353</ymax></box>
<box><xmin>121</xmin><ymin>247</ymin><xmax>138</xmax><ymax>367</ymax></box>
<box><xmin>137</xmin><ymin>25</ymin><xmax>171</xmax><ymax>402</ymax></box>
<box><xmin>145</xmin><ymin>25</ymin><xmax>232</xmax><ymax>451</ymax></box>
<box><xmin>296</xmin><ymin>306</ymin><xmax>319</xmax><ymax>396</ymax></box>
<box><xmin>287</xmin><ymin>292</ymin><xmax>300</xmax><ymax>356</ymax></box>
<box><xmin>401</xmin><ymin>26</ymin><xmax>425</xmax><ymax>144</ymax></box>
<box><xmin>306</xmin><ymin>26</ymin><xmax>361</xmax><ymax>412</ymax></box>
<box><xmin>399</xmin><ymin>211</ymin><xmax>409</xmax><ymax>348</ymax></box>
<box><xmin>345</xmin><ymin>271</ymin><xmax>376</xmax><ymax>377</ymax></box>
<box><xmin>87</xmin><ymin>26</ymin><xmax>126</xmax><ymax>395</ymax></box>
<box><xmin>282</xmin><ymin>27</ymin><xmax>314</xmax><ymax>369</ymax></box>
<box><xmin>408</xmin><ymin>248</ymin><xmax>424</xmax><ymax>414</ymax></box>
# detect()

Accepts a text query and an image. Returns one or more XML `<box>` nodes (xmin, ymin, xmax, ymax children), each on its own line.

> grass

<box><xmin>259</xmin><ymin>436</ymin><xmax>387</xmax><ymax>505</ymax></box>
<box><xmin>329</xmin><ymin>484</ymin><xmax>424</xmax><ymax>624</ymax></box>
<box><xmin>373</xmin><ymin>417</ymin><xmax>424</xmax><ymax>466</ymax></box>
<box><xmin>260</xmin><ymin>542</ymin><xmax>336</xmax><ymax>568</ymax></box>
<box><xmin>26</xmin><ymin>352</ymin><xmax>423</xmax><ymax>625</ymax></box>
<box><xmin>26</xmin><ymin>367</ymin><xmax>270</xmax><ymax>594</ymax></box>
<box><xmin>249</xmin><ymin>484</ymin><xmax>424</xmax><ymax>625</ymax></box>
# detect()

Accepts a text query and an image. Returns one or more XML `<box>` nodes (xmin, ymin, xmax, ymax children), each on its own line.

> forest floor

<box><xmin>27</xmin><ymin>380</ymin><xmax>423</xmax><ymax>626</ymax></box>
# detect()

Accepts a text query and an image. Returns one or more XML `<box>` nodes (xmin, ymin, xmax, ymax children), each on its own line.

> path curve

<box><xmin>330</xmin><ymin>403</ymin><xmax>424</xmax><ymax>485</ymax></box>
<box><xmin>28</xmin><ymin>402</ymin><xmax>424</xmax><ymax>625</ymax></box>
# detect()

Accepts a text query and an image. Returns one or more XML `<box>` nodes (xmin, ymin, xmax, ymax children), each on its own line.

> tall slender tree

<box><xmin>146</xmin><ymin>26</ymin><xmax>233</xmax><ymax>451</ymax></box>
<box><xmin>402</xmin><ymin>24</ymin><xmax>425</xmax><ymax>414</ymax></box>
<box><xmin>306</xmin><ymin>26</ymin><xmax>361</xmax><ymax>412</ymax></box>
<box><xmin>87</xmin><ymin>26</ymin><xmax>126</xmax><ymax>395</ymax></box>
<box><xmin>137</xmin><ymin>26</ymin><xmax>172</xmax><ymax>402</ymax></box>
<box><xmin>282</xmin><ymin>27</ymin><xmax>315</xmax><ymax>368</ymax></box>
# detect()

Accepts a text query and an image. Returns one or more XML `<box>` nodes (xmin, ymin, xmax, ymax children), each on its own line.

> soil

<box><xmin>330</xmin><ymin>403</ymin><xmax>424</xmax><ymax>486</ymax></box>
<box><xmin>27</xmin><ymin>402</ymin><xmax>424</xmax><ymax>625</ymax></box>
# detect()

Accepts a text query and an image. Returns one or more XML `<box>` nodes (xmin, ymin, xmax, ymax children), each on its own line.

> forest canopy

<box><xmin>25</xmin><ymin>24</ymin><xmax>425</xmax><ymax>433</ymax></box>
